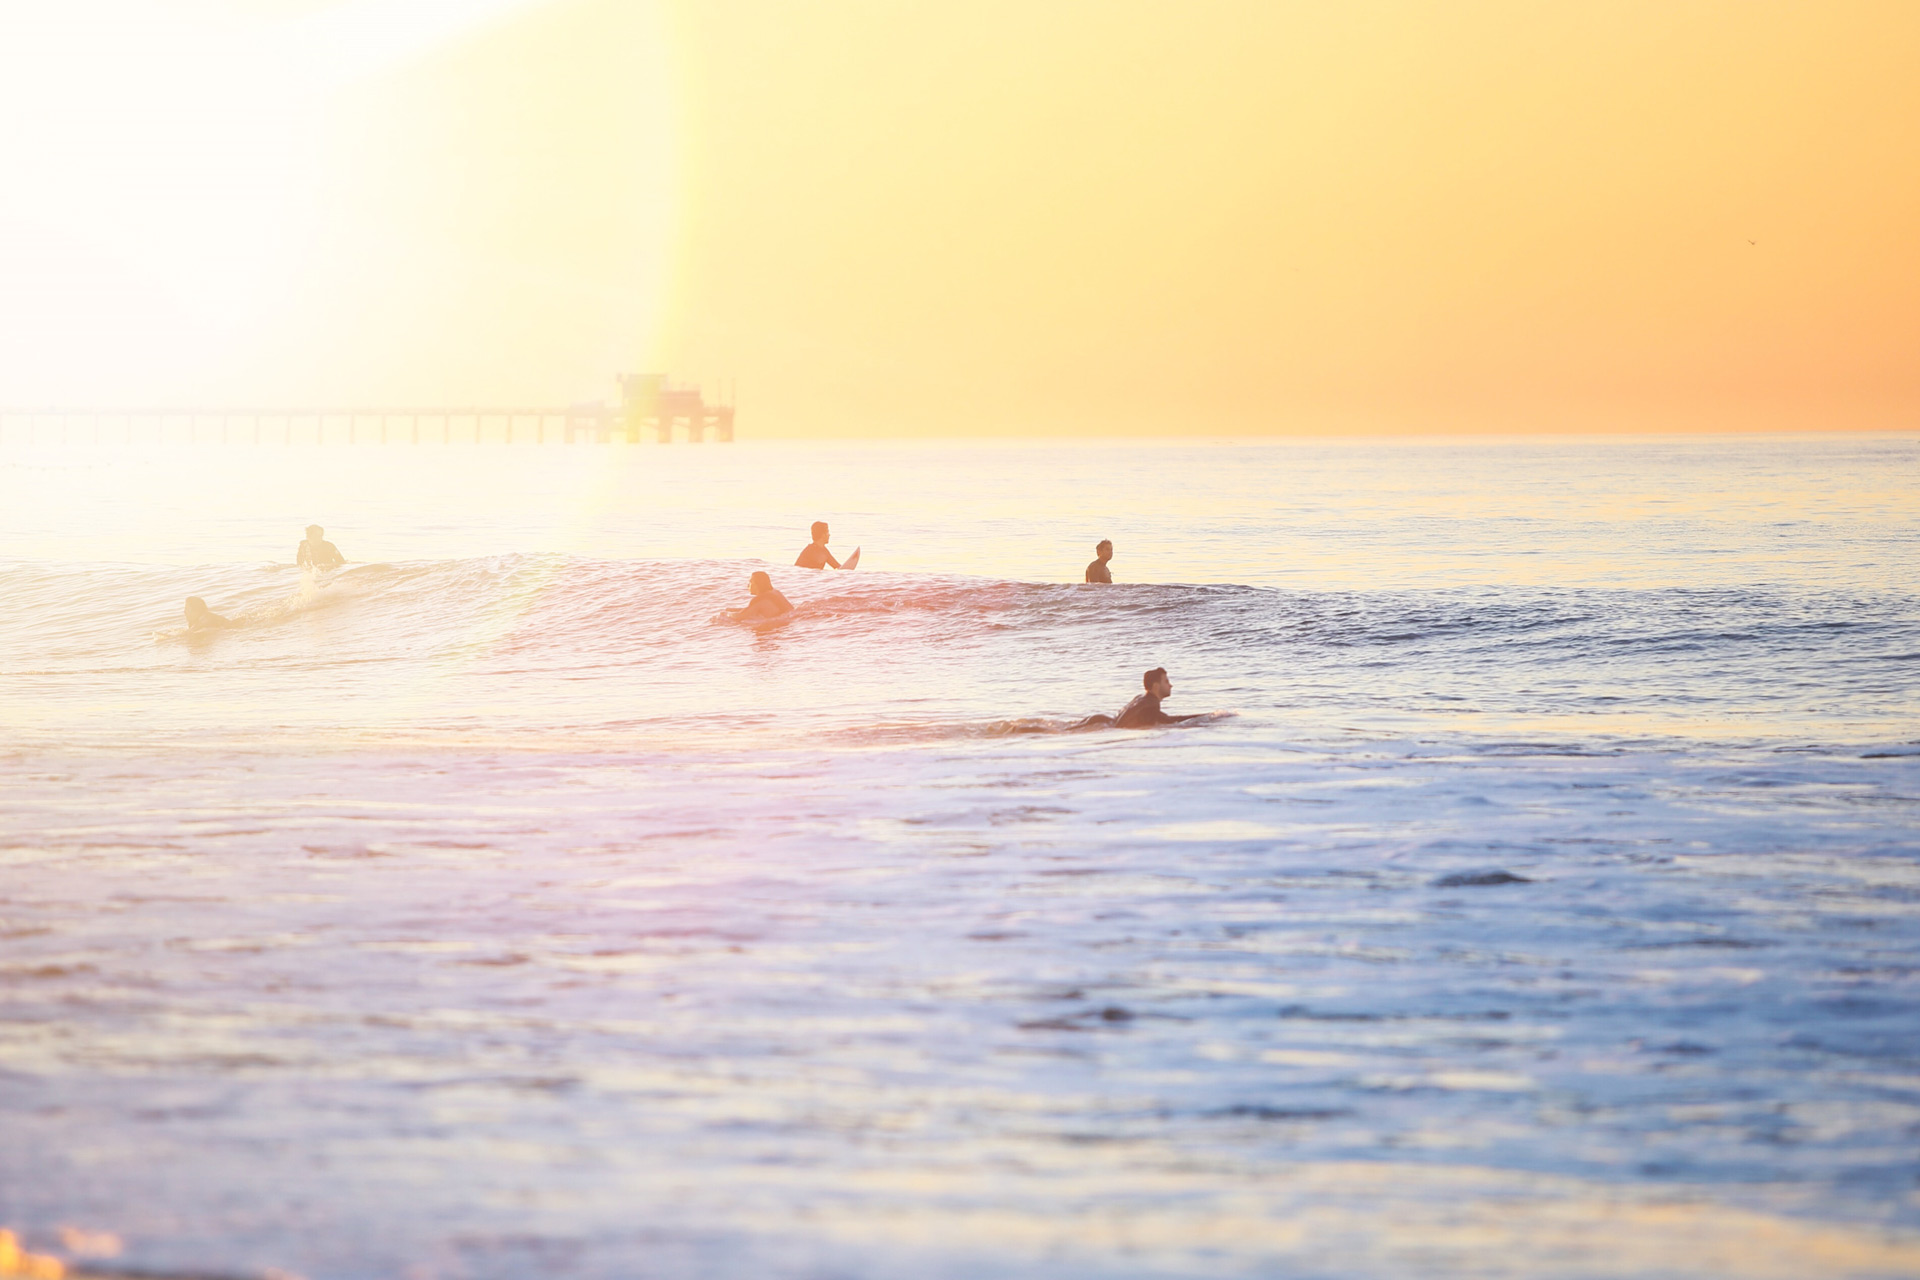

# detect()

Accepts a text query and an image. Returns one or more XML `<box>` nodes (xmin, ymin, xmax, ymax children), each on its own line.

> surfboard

<box><xmin>842</xmin><ymin>547</ymin><xmax>861</xmax><ymax>570</ymax></box>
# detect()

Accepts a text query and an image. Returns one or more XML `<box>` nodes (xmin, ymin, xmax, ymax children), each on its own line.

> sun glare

<box><xmin>1</xmin><ymin>0</ymin><xmax>1915</xmax><ymax>430</ymax></box>
<box><xmin>0</xmin><ymin>0</ymin><xmax>675</xmax><ymax>409</ymax></box>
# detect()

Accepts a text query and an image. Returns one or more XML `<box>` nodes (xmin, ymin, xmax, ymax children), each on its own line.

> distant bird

<box><xmin>1748</xmin><ymin>239</ymin><xmax>1757</xmax><ymax>245</ymax></box>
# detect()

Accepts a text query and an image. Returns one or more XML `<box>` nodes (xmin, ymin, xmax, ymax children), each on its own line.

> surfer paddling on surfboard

<box><xmin>183</xmin><ymin>596</ymin><xmax>236</xmax><ymax>633</ymax></box>
<box><xmin>296</xmin><ymin>525</ymin><xmax>345</xmax><ymax>570</ymax></box>
<box><xmin>795</xmin><ymin>521</ymin><xmax>859</xmax><ymax>570</ymax></box>
<box><xmin>729</xmin><ymin>570</ymin><xmax>795</xmax><ymax>622</ymax></box>
<box><xmin>1074</xmin><ymin>668</ymin><xmax>1206</xmax><ymax>730</ymax></box>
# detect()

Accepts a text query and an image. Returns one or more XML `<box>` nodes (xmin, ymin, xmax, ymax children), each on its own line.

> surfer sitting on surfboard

<box><xmin>296</xmin><ymin>525</ymin><xmax>345</xmax><ymax>570</ymax></box>
<box><xmin>794</xmin><ymin>521</ymin><xmax>858</xmax><ymax>570</ymax></box>
<box><xmin>729</xmin><ymin>570</ymin><xmax>794</xmax><ymax>622</ymax></box>
<box><xmin>1085</xmin><ymin>539</ymin><xmax>1114</xmax><ymax>583</ymax></box>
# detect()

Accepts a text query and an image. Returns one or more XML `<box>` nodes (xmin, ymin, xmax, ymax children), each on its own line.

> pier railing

<box><xmin>0</xmin><ymin>405</ymin><xmax>735</xmax><ymax>446</ymax></box>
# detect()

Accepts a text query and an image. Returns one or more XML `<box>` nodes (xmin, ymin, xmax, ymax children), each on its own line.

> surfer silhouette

<box><xmin>183</xmin><ymin>596</ymin><xmax>235</xmax><ymax>632</ymax></box>
<box><xmin>1075</xmin><ymin>668</ymin><xmax>1202</xmax><ymax>730</ymax></box>
<box><xmin>795</xmin><ymin>522</ymin><xmax>858</xmax><ymax>570</ymax></box>
<box><xmin>729</xmin><ymin>570</ymin><xmax>794</xmax><ymax>622</ymax></box>
<box><xmin>1085</xmin><ymin>539</ymin><xmax>1114</xmax><ymax>583</ymax></box>
<box><xmin>296</xmin><ymin>525</ymin><xmax>345</xmax><ymax>569</ymax></box>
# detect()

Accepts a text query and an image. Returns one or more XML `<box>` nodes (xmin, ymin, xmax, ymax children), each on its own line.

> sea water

<box><xmin>1</xmin><ymin>436</ymin><xmax>1917</xmax><ymax>1279</ymax></box>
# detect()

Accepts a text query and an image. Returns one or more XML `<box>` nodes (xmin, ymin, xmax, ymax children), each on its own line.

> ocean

<box><xmin>1</xmin><ymin>435</ymin><xmax>1917</xmax><ymax>1279</ymax></box>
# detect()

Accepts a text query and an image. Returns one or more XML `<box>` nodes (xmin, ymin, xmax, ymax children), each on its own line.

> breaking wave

<box><xmin>0</xmin><ymin>553</ymin><xmax>1915</xmax><ymax>749</ymax></box>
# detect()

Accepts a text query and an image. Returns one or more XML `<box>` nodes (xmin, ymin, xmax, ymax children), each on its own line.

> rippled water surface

<box><xmin>2</xmin><ymin>436</ymin><xmax>1917</xmax><ymax>1279</ymax></box>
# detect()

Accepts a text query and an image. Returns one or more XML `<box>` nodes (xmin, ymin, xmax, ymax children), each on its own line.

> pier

<box><xmin>0</xmin><ymin>374</ymin><xmax>735</xmax><ymax>445</ymax></box>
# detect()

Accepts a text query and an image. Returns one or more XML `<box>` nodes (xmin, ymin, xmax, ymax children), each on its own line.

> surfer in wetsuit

<box><xmin>1085</xmin><ymin>539</ymin><xmax>1114</xmax><ymax>584</ymax></box>
<box><xmin>184</xmin><ymin>596</ymin><xmax>235</xmax><ymax>632</ymax></box>
<box><xmin>296</xmin><ymin>525</ymin><xmax>345</xmax><ymax>569</ymax></box>
<box><xmin>729</xmin><ymin>570</ymin><xmax>794</xmax><ymax>622</ymax></box>
<box><xmin>1076</xmin><ymin>667</ymin><xmax>1203</xmax><ymax>730</ymax></box>
<box><xmin>795</xmin><ymin>522</ymin><xmax>845</xmax><ymax>569</ymax></box>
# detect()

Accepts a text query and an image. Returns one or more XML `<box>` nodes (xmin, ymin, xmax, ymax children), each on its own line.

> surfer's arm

<box><xmin>823</xmin><ymin>550</ymin><xmax>843</xmax><ymax>569</ymax></box>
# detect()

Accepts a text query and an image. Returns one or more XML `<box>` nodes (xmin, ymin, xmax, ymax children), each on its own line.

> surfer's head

<box><xmin>306</xmin><ymin>525</ymin><xmax>324</xmax><ymax>540</ymax></box>
<box><xmin>810</xmin><ymin>521</ymin><xmax>829</xmax><ymax>544</ymax></box>
<box><xmin>1143</xmin><ymin>666</ymin><xmax>1170</xmax><ymax>696</ymax></box>
<box><xmin>1096</xmin><ymin>539</ymin><xmax>1113</xmax><ymax>560</ymax></box>
<box><xmin>184</xmin><ymin>596</ymin><xmax>209</xmax><ymax>623</ymax></box>
<box><xmin>748</xmin><ymin>570</ymin><xmax>773</xmax><ymax>596</ymax></box>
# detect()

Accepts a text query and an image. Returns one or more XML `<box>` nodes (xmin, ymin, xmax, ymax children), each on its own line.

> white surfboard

<box><xmin>841</xmin><ymin>547</ymin><xmax>861</xmax><ymax>570</ymax></box>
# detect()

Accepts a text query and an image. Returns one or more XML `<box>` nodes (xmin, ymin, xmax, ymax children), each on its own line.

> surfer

<box><xmin>1075</xmin><ymin>668</ymin><xmax>1204</xmax><ymax>730</ymax></box>
<box><xmin>183</xmin><ymin>596</ymin><xmax>235</xmax><ymax>632</ymax></box>
<box><xmin>729</xmin><ymin>570</ymin><xmax>794</xmax><ymax>622</ymax></box>
<box><xmin>795</xmin><ymin>521</ymin><xmax>857</xmax><ymax>570</ymax></box>
<box><xmin>1085</xmin><ymin>539</ymin><xmax>1114</xmax><ymax>584</ymax></box>
<box><xmin>296</xmin><ymin>525</ymin><xmax>345</xmax><ymax>569</ymax></box>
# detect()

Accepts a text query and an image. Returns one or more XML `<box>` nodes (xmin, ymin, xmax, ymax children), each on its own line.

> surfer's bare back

<box><xmin>730</xmin><ymin>570</ymin><xmax>794</xmax><ymax>622</ymax></box>
<box><xmin>1076</xmin><ymin>667</ymin><xmax>1204</xmax><ymax>730</ymax></box>
<box><xmin>795</xmin><ymin>522</ymin><xmax>844</xmax><ymax>569</ymax></box>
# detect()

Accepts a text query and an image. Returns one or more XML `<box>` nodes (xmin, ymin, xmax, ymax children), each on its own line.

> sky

<box><xmin>0</xmin><ymin>0</ymin><xmax>1916</xmax><ymax>437</ymax></box>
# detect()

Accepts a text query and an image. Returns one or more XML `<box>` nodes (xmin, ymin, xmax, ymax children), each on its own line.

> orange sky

<box><xmin>1</xmin><ymin>0</ymin><xmax>1916</xmax><ymax>435</ymax></box>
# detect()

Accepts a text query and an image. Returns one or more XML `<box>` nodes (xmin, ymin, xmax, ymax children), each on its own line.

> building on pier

<box><xmin>617</xmin><ymin>374</ymin><xmax>735</xmax><ymax>443</ymax></box>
